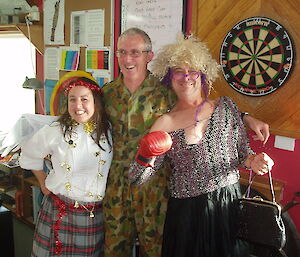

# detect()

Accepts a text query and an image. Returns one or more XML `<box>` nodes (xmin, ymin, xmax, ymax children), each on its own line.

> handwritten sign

<box><xmin>121</xmin><ymin>0</ymin><xmax>184</xmax><ymax>54</ymax></box>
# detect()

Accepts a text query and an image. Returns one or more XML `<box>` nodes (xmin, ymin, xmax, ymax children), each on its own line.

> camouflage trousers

<box><xmin>103</xmin><ymin>163</ymin><xmax>169</xmax><ymax>257</ymax></box>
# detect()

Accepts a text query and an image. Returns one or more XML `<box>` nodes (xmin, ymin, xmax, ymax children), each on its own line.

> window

<box><xmin>0</xmin><ymin>34</ymin><xmax>36</xmax><ymax>132</ymax></box>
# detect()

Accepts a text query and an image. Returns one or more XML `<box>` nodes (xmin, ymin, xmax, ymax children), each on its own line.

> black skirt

<box><xmin>162</xmin><ymin>183</ymin><xmax>249</xmax><ymax>257</ymax></box>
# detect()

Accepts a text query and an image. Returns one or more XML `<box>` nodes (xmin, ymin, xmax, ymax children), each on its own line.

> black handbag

<box><xmin>237</xmin><ymin>170</ymin><xmax>287</xmax><ymax>255</ymax></box>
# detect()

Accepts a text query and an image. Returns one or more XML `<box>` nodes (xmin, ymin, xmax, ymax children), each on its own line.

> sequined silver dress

<box><xmin>129</xmin><ymin>96</ymin><xmax>252</xmax><ymax>257</ymax></box>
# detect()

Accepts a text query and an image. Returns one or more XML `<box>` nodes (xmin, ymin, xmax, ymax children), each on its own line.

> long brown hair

<box><xmin>58</xmin><ymin>77</ymin><xmax>112</xmax><ymax>151</ymax></box>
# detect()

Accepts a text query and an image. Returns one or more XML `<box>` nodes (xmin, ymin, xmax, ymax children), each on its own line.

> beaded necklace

<box><xmin>192</xmin><ymin>99</ymin><xmax>208</xmax><ymax>143</ymax></box>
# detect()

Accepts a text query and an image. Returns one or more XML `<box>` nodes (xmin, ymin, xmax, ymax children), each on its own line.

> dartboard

<box><xmin>220</xmin><ymin>17</ymin><xmax>294</xmax><ymax>96</ymax></box>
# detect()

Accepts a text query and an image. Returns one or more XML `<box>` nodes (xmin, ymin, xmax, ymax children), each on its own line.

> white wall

<box><xmin>0</xmin><ymin>34</ymin><xmax>35</xmax><ymax>132</ymax></box>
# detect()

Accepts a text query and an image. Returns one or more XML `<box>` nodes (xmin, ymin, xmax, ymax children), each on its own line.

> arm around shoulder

<box><xmin>243</xmin><ymin>114</ymin><xmax>270</xmax><ymax>144</ymax></box>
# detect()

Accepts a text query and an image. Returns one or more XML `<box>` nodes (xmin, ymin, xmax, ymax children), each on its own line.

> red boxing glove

<box><xmin>135</xmin><ymin>131</ymin><xmax>172</xmax><ymax>167</ymax></box>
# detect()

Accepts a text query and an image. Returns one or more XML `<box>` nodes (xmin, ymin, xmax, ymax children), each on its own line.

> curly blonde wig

<box><xmin>152</xmin><ymin>34</ymin><xmax>220</xmax><ymax>88</ymax></box>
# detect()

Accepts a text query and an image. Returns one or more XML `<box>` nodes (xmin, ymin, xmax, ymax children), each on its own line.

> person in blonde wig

<box><xmin>152</xmin><ymin>34</ymin><xmax>219</xmax><ymax>92</ymax></box>
<box><xmin>129</xmin><ymin>34</ymin><xmax>274</xmax><ymax>257</ymax></box>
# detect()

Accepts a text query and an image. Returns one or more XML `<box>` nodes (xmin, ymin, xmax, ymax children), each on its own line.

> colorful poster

<box><xmin>96</xmin><ymin>76</ymin><xmax>109</xmax><ymax>87</ymax></box>
<box><xmin>92</xmin><ymin>70</ymin><xmax>112</xmax><ymax>87</ymax></box>
<box><xmin>60</xmin><ymin>47</ymin><xmax>80</xmax><ymax>71</ymax></box>
<box><xmin>45</xmin><ymin>79</ymin><xmax>58</xmax><ymax>114</ymax></box>
<box><xmin>86</xmin><ymin>47</ymin><xmax>110</xmax><ymax>71</ymax></box>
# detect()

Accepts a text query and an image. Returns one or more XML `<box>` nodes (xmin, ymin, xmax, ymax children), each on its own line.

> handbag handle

<box><xmin>245</xmin><ymin>169</ymin><xmax>276</xmax><ymax>203</ymax></box>
<box><xmin>267</xmin><ymin>169</ymin><xmax>276</xmax><ymax>203</ymax></box>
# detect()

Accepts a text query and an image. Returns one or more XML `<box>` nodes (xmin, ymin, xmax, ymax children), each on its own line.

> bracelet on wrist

<box><xmin>241</xmin><ymin>112</ymin><xmax>249</xmax><ymax>120</ymax></box>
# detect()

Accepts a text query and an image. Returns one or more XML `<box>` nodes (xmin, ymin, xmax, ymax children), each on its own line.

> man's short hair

<box><xmin>118</xmin><ymin>27</ymin><xmax>152</xmax><ymax>51</ymax></box>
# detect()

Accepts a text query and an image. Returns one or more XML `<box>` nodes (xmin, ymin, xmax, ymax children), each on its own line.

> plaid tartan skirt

<box><xmin>31</xmin><ymin>193</ymin><xmax>104</xmax><ymax>257</ymax></box>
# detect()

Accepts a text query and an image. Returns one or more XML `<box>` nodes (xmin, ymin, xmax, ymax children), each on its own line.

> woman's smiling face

<box><xmin>68</xmin><ymin>86</ymin><xmax>95</xmax><ymax>123</ymax></box>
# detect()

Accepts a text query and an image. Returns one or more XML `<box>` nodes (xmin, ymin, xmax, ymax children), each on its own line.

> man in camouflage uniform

<box><xmin>102</xmin><ymin>28</ymin><xmax>175</xmax><ymax>257</ymax></box>
<box><xmin>102</xmin><ymin>28</ymin><xmax>270</xmax><ymax>257</ymax></box>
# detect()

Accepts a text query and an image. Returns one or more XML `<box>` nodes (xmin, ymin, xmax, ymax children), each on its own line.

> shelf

<box><xmin>0</xmin><ymin>162</ymin><xmax>14</xmax><ymax>173</ymax></box>
<box><xmin>0</xmin><ymin>24</ymin><xmax>20</xmax><ymax>33</ymax></box>
<box><xmin>0</xmin><ymin>166</ymin><xmax>38</xmax><ymax>227</ymax></box>
<box><xmin>0</xmin><ymin>23</ymin><xmax>44</xmax><ymax>54</ymax></box>
<box><xmin>0</xmin><ymin>183</ymin><xmax>16</xmax><ymax>193</ymax></box>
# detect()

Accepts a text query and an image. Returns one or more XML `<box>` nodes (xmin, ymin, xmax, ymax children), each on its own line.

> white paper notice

<box><xmin>70</xmin><ymin>11</ymin><xmax>86</xmax><ymax>46</ymax></box>
<box><xmin>44</xmin><ymin>0</ymin><xmax>65</xmax><ymax>45</ymax></box>
<box><xmin>121</xmin><ymin>0</ymin><xmax>183</xmax><ymax>54</ymax></box>
<box><xmin>86</xmin><ymin>9</ymin><xmax>105</xmax><ymax>47</ymax></box>
<box><xmin>274</xmin><ymin>136</ymin><xmax>295</xmax><ymax>151</ymax></box>
<box><xmin>44</xmin><ymin>47</ymin><xmax>60</xmax><ymax>80</ymax></box>
<box><xmin>71</xmin><ymin>9</ymin><xmax>105</xmax><ymax>47</ymax></box>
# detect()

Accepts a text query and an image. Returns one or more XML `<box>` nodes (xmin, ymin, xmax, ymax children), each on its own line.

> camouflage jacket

<box><xmin>102</xmin><ymin>72</ymin><xmax>176</xmax><ymax>168</ymax></box>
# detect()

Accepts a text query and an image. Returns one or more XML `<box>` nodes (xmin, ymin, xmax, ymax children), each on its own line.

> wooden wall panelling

<box><xmin>192</xmin><ymin>0</ymin><xmax>300</xmax><ymax>139</ymax></box>
<box><xmin>18</xmin><ymin>23</ymin><xmax>44</xmax><ymax>54</ymax></box>
<box><xmin>0</xmin><ymin>22</ymin><xmax>44</xmax><ymax>54</ymax></box>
